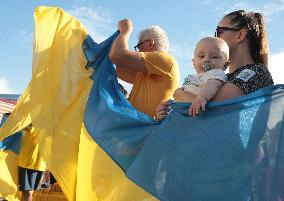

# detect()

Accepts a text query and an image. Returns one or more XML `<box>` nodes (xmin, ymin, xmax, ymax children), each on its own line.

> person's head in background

<box><xmin>192</xmin><ymin>37</ymin><xmax>230</xmax><ymax>74</ymax></box>
<box><xmin>216</xmin><ymin>10</ymin><xmax>268</xmax><ymax>72</ymax></box>
<box><xmin>134</xmin><ymin>25</ymin><xmax>169</xmax><ymax>52</ymax></box>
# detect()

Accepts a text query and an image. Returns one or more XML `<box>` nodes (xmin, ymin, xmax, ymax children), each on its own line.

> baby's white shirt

<box><xmin>182</xmin><ymin>69</ymin><xmax>227</xmax><ymax>94</ymax></box>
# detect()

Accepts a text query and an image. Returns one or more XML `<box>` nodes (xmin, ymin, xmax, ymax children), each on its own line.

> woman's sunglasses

<box><xmin>215</xmin><ymin>26</ymin><xmax>241</xmax><ymax>37</ymax></box>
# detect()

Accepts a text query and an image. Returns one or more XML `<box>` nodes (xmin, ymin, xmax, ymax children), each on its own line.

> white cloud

<box><xmin>15</xmin><ymin>6</ymin><xmax>115</xmax><ymax>48</ymax></box>
<box><xmin>15</xmin><ymin>30</ymin><xmax>34</xmax><ymax>49</ymax></box>
<box><xmin>0</xmin><ymin>77</ymin><xmax>14</xmax><ymax>94</ymax></box>
<box><xmin>67</xmin><ymin>6</ymin><xmax>115</xmax><ymax>42</ymax></box>
<box><xmin>169</xmin><ymin>42</ymin><xmax>195</xmax><ymax>84</ymax></box>
<box><xmin>196</xmin><ymin>31</ymin><xmax>214</xmax><ymax>39</ymax></box>
<box><xmin>227</xmin><ymin>2</ymin><xmax>255</xmax><ymax>14</ymax></box>
<box><xmin>211</xmin><ymin>0</ymin><xmax>284</xmax><ymax>21</ymax></box>
<box><xmin>203</xmin><ymin>0</ymin><xmax>213</xmax><ymax>4</ymax></box>
<box><xmin>259</xmin><ymin>0</ymin><xmax>284</xmax><ymax>16</ymax></box>
<box><xmin>169</xmin><ymin>43</ymin><xmax>193</xmax><ymax>62</ymax></box>
<box><xmin>269</xmin><ymin>50</ymin><xmax>284</xmax><ymax>84</ymax></box>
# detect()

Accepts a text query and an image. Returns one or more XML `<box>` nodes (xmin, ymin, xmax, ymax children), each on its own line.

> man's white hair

<box><xmin>138</xmin><ymin>25</ymin><xmax>169</xmax><ymax>52</ymax></box>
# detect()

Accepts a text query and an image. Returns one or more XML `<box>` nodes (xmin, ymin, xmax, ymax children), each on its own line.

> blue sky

<box><xmin>0</xmin><ymin>0</ymin><xmax>284</xmax><ymax>94</ymax></box>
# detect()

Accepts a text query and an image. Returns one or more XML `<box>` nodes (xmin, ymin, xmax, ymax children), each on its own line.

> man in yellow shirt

<box><xmin>109</xmin><ymin>18</ymin><xmax>179</xmax><ymax>200</ymax></box>
<box><xmin>18</xmin><ymin>125</ymin><xmax>46</xmax><ymax>201</ymax></box>
<box><xmin>109</xmin><ymin>19</ymin><xmax>180</xmax><ymax>117</ymax></box>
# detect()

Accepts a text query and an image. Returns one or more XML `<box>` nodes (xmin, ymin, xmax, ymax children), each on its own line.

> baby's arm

<box><xmin>189</xmin><ymin>79</ymin><xmax>224</xmax><ymax>116</ymax></box>
<box><xmin>173</xmin><ymin>88</ymin><xmax>196</xmax><ymax>102</ymax></box>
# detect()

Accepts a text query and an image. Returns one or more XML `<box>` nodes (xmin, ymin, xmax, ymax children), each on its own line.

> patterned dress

<box><xmin>227</xmin><ymin>63</ymin><xmax>274</xmax><ymax>94</ymax></box>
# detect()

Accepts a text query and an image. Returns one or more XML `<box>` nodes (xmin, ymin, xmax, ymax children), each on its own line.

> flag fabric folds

<box><xmin>0</xmin><ymin>150</ymin><xmax>21</xmax><ymax>201</ymax></box>
<box><xmin>0</xmin><ymin>6</ymin><xmax>92</xmax><ymax>201</ymax></box>
<box><xmin>0</xmin><ymin>103</ymin><xmax>22</xmax><ymax>155</ymax></box>
<box><xmin>1</xmin><ymin>5</ymin><xmax>284</xmax><ymax>201</ymax></box>
<box><xmin>83</xmin><ymin>28</ymin><xmax>284</xmax><ymax>200</ymax></box>
<box><xmin>0</xmin><ymin>6</ymin><xmax>157</xmax><ymax>201</ymax></box>
<box><xmin>0</xmin><ymin>114</ymin><xmax>22</xmax><ymax>201</ymax></box>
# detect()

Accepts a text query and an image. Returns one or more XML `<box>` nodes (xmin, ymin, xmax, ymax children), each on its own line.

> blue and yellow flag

<box><xmin>0</xmin><ymin>6</ymin><xmax>91</xmax><ymax>201</ymax></box>
<box><xmin>0</xmin><ymin>6</ymin><xmax>157</xmax><ymax>201</ymax></box>
<box><xmin>0</xmin><ymin>114</ymin><xmax>22</xmax><ymax>201</ymax></box>
<box><xmin>1</xmin><ymin>5</ymin><xmax>284</xmax><ymax>201</ymax></box>
<box><xmin>83</xmin><ymin>29</ymin><xmax>284</xmax><ymax>200</ymax></box>
<box><xmin>0</xmin><ymin>113</ymin><xmax>46</xmax><ymax>201</ymax></box>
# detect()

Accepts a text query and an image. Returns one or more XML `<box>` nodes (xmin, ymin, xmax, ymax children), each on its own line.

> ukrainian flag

<box><xmin>0</xmin><ymin>6</ymin><xmax>158</xmax><ymax>201</ymax></box>
<box><xmin>82</xmin><ymin>25</ymin><xmax>284</xmax><ymax>200</ymax></box>
<box><xmin>0</xmin><ymin>107</ymin><xmax>46</xmax><ymax>201</ymax></box>
<box><xmin>0</xmin><ymin>98</ymin><xmax>21</xmax><ymax>200</ymax></box>
<box><xmin>1</xmin><ymin>6</ymin><xmax>284</xmax><ymax>201</ymax></box>
<box><xmin>0</xmin><ymin>114</ymin><xmax>22</xmax><ymax>200</ymax></box>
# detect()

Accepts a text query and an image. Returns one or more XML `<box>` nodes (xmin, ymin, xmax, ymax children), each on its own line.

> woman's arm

<box><xmin>211</xmin><ymin>83</ymin><xmax>245</xmax><ymax>101</ymax></box>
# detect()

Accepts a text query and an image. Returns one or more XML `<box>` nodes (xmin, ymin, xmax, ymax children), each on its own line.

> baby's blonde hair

<box><xmin>195</xmin><ymin>37</ymin><xmax>229</xmax><ymax>60</ymax></box>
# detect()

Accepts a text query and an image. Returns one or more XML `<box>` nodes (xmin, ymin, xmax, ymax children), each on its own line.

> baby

<box><xmin>174</xmin><ymin>37</ymin><xmax>230</xmax><ymax>116</ymax></box>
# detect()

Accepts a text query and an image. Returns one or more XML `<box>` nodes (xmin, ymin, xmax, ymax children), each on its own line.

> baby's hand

<box><xmin>189</xmin><ymin>96</ymin><xmax>208</xmax><ymax>117</ymax></box>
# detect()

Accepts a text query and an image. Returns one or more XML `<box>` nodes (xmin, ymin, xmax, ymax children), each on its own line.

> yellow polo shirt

<box><xmin>18</xmin><ymin>126</ymin><xmax>46</xmax><ymax>171</ymax></box>
<box><xmin>128</xmin><ymin>51</ymin><xmax>180</xmax><ymax>117</ymax></box>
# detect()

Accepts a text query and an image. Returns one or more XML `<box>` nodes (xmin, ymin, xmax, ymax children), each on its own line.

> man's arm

<box><xmin>109</xmin><ymin>19</ymin><xmax>147</xmax><ymax>74</ymax></box>
<box><xmin>116</xmin><ymin>66</ymin><xmax>136</xmax><ymax>84</ymax></box>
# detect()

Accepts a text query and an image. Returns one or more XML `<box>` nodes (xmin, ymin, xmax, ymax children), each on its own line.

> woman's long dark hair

<box><xmin>225</xmin><ymin>10</ymin><xmax>269</xmax><ymax>67</ymax></box>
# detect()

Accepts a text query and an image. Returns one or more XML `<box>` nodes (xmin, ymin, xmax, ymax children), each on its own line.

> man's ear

<box><xmin>236</xmin><ymin>28</ymin><xmax>247</xmax><ymax>43</ymax></box>
<box><xmin>150</xmin><ymin>39</ymin><xmax>155</xmax><ymax>48</ymax></box>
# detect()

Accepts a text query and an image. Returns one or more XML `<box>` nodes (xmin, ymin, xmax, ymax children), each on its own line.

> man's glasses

<box><xmin>134</xmin><ymin>40</ymin><xmax>150</xmax><ymax>51</ymax></box>
<box><xmin>215</xmin><ymin>26</ymin><xmax>241</xmax><ymax>37</ymax></box>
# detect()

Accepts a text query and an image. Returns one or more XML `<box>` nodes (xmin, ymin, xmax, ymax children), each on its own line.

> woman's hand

<box><xmin>189</xmin><ymin>96</ymin><xmax>208</xmax><ymax>117</ymax></box>
<box><xmin>155</xmin><ymin>100</ymin><xmax>173</xmax><ymax>121</ymax></box>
